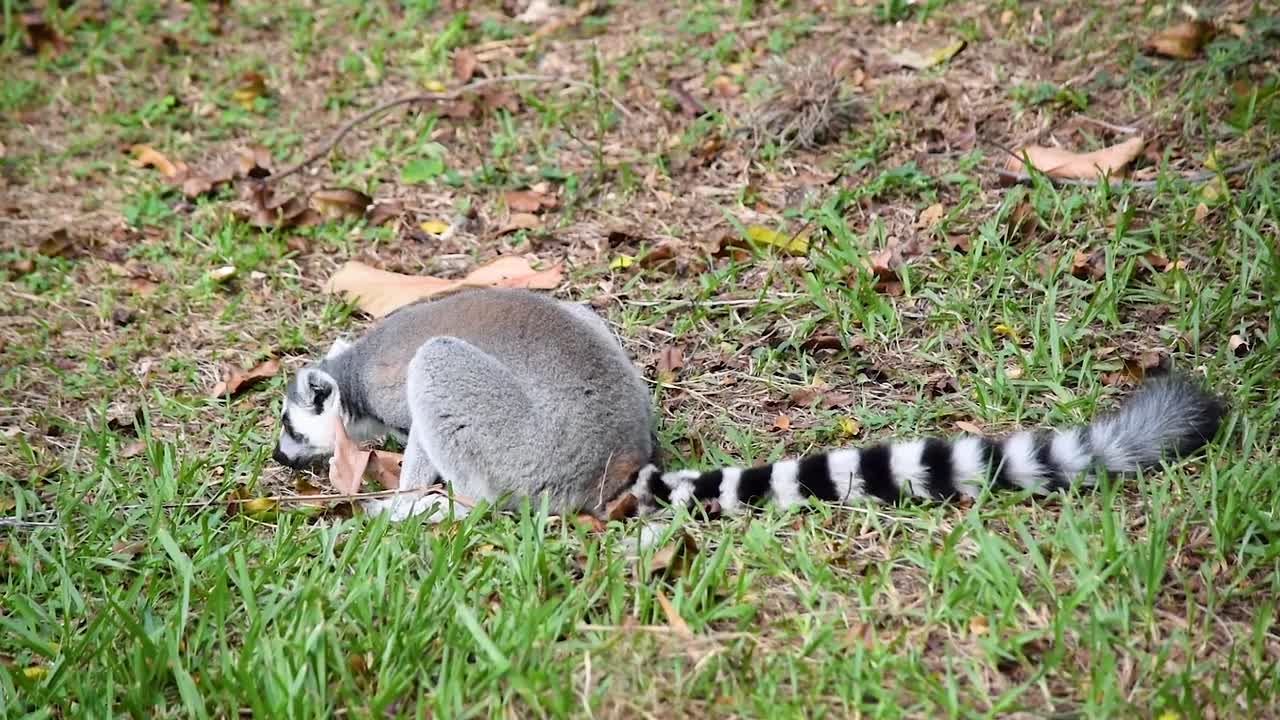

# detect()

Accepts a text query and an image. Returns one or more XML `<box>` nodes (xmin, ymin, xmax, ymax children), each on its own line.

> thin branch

<box><xmin>0</xmin><ymin>518</ymin><xmax>59</xmax><ymax>529</ymax></box>
<box><xmin>266</xmin><ymin>75</ymin><xmax>631</xmax><ymax>185</ymax></box>
<box><xmin>1073</xmin><ymin>115</ymin><xmax>1140</xmax><ymax>135</ymax></box>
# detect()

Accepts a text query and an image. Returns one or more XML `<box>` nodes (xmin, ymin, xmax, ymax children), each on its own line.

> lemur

<box><xmin>271</xmin><ymin>288</ymin><xmax>1225</xmax><ymax>522</ymax></box>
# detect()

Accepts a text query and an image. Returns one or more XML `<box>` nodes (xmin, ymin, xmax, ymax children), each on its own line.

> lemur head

<box><xmin>271</xmin><ymin>339</ymin><xmax>351</xmax><ymax>470</ymax></box>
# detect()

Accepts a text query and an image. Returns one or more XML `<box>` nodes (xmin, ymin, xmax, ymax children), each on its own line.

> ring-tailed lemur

<box><xmin>271</xmin><ymin>288</ymin><xmax>1225</xmax><ymax>522</ymax></box>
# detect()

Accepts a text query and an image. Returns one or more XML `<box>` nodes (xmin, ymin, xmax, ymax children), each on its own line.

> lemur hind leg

<box><xmin>403</xmin><ymin>336</ymin><xmax>554</xmax><ymax>515</ymax></box>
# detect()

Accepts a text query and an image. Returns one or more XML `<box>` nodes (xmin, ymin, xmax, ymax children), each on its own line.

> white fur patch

<box><xmin>1050</xmin><ymin>428</ymin><xmax>1092</xmax><ymax>485</ymax></box>
<box><xmin>826</xmin><ymin>449</ymin><xmax>861</xmax><ymax>501</ymax></box>
<box><xmin>889</xmin><ymin>440</ymin><xmax>928</xmax><ymax>498</ymax></box>
<box><xmin>950</xmin><ymin>436</ymin><xmax>986</xmax><ymax>498</ymax></box>
<box><xmin>770</xmin><ymin>460</ymin><xmax>802</xmax><ymax>509</ymax></box>
<box><xmin>1001</xmin><ymin>431</ymin><xmax>1044</xmax><ymax>492</ymax></box>
<box><xmin>718</xmin><ymin>467</ymin><xmax>743</xmax><ymax>514</ymax></box>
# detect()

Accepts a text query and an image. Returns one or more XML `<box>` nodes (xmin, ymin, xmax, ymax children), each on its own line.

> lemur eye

<box><xmin>309</xmin><ymin>379</ymin><xmax>331</xmax><ymax>408</ymax></box>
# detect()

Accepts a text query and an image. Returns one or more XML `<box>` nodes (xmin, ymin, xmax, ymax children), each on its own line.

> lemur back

<box><xmin>272</xmin><ymin>289</ymin><xmax>656</xmax><ymax>516</ymax></box>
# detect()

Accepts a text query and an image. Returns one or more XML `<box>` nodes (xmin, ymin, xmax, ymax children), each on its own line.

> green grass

<box><xmin>2</xmin><ymin>1</ymin><xmax>1279</xmax><ymax>717</ymax></box>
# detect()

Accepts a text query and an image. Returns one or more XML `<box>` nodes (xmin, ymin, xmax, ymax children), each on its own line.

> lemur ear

<box><xmin>325</xmin><ymin>338</ymin><xmax>353</xmax><ymax>360</ymax></box>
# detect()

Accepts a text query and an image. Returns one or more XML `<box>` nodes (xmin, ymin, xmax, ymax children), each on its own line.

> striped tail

<box><xmin>631</xmin><ymin>373</ymin><xmax>1225</xmax><ymax>515</ymax></box>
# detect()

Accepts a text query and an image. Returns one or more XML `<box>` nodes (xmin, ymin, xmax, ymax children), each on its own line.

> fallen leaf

<box><xmin>647</xmin><ymin>530</ymin><xmax>698</xmax><ymax>579</ymax></box>
<box><xmin>237</xmin><ymin>145</ymin><xmax>273</xmax><ymax>178</ymax></box>
<box><xmin>1144</xmin><ymin>21</ymin><xmax>1215</xmax><ymax>60</ymax></box>
<box><xmin>329</xmin><ymin>416</ymin><xmax>371</xmax><ymax>496</ymax></box>
<box><xmin>955</xmin><ymin>420</ymin><xmax>984</xmax><ymax>435</ymax></box>
<box><xmin>836</xmin><ymin>416</ymin><xmax>861</xmax><ymax>438</ymax></box>
<box><xmin>453</xmin><ymin>48</ymin><xmax>479</xmax><ymax>82</ymax></box>
<box><xmin>119</xmin><ymin>440</ymin><xmax>146</xmax><ymax>458</ymax></box>
<box><xmin>1005</xmin><ymin>200</ymin><xmax>1036</xmax><ymax>241</ymax></box>
<box><xmin>241</xmin><ymin>497</ymin><xmax>278</xmax><ymax>519</ymax></box>
<box><xmin>233</xmin><ymin>71</ymin><xmax>267</xmax><ymax>110</ymax></box>
<box><xmin>22</xmin><ymin>665</ymin><xmax>48</xmax><ymax>681</ymax></box>
<box><xmin>515</xmin><ymin>0</ymin><xmax>560</xmax><ymax>24</ymax></box>
<box><xmin>209</xmin><ymin>358</ymin><xmax>280</xmax><ymax>399</ymax></box>
<box><xmin>916</xmin><ymin>203</ymin><xmax>944</xmax><ymax>229</ymax></box>
<box><xmin>419</xmin><ymin>219</ymin><xmax>450</xmax><ymax>235</ymax></box>
<box><xmin>655</xmin><ymin>590</ymin><xmax>694</xmax><ymax>640</ymax></box>
<box><xmin>889</xmin><ymin>39</ymin><xmax>966</xmax><ymax>70</ymax></box>
<box><xmin>21</xmin><ymin>13</ymin><xmax>67</xmax><ymax>57</ymax></box>
<box><xmin>366</xmin><ymin>201</ymin><xmax>404</xmax><ymax>227</ymax></box>
<box><xmin>504</xmin><ymin>190</ymin><xmax>557</xmax><ymax>213</ymax></box>
<box><xmin>574</xmin><ymin>513</ymin><xmax>607</xmax><ymax>532</ymax></box>
<box><xmin>369</xmin><ymin>450</ymin><xmax>403</xmax><ymax>490</ymax></box>
<box><xmin>1006</xmin><ymin>136</ymin><xmax>1145</xmax><ymax>181</ymax></box>
<box><xmin>309</xmin><ymin>188</ymin><xmax>372</xmax><ymax>220</ymax></box>
<box><xmin>638</xmin><ymin>241</ymin><xmax>679</xmax><ymax>269</ymax></box>
<box><xmin>325</xmin><ymin>257</ymin><xmax>563</xmax><ymax>318</ymax></box>
<box><xmin>993</xmin><ymin>323</ymin><xmax>1021</xmax><ymax>344</ymax></box>
<box><xmin>130</xmin><ymin>145</ymin><xmax>184</xmax><ymax>179</ymax></box>
<box><xmin>1228</xmin><ymin>334</ymin><xmax>1248</xmax><ymax>357</ymax></box>
<box><xmin>655</xmin><ymin>345</ymin><xmax>685</xmax><ymax>383</ymax></box>
<box><xmin>111</xmin><ymin>540</ymin><xmax>146</xmax><ymax>558</ymax></box>
<box><xmin>1193</xmin><ymin>203</ymin><xmax>1210</xmax><ymax>223</ymax></box>
<box><xmin>499</xmin><ymin>212</ymin><xmax>542</xmax><ymax>234</ymax></box>
<box><xmin>37</xmin><ymin>229</ymin><xmax>77</xmax><ymax>258</ymax></box>
<box><xmin>207</xmin><ymin>265</ymin><xmax>236</xmax><ymax>283</ymax></box>
<box><xmin>605</xmin><ymin>492</ymin><xmax>638</xmax><ymax>521</ymax></box>
<box><xmin>969</xmin><ymin>615</ymin><xmax>989</xmax><ymax>636</ymax></box>
<box><xmin>609</xmin><ymin>255</ymin><xmax>635</xmax><ymax>271</ymax></box>
<box><xmin>741</xmin><ymin>224</ymin><xmax>809</xmax><ymax>255</ymax></box>
<box><xmin>1070</xmin><ymin>249</ymin><xmax>1106</xmax><ymax>280</ymax></box>
<box><xmin>182</xmin><ymin>174</ymin><xmax>216</xmax><ymax>198</ymax></box>
<box><xmin>772</xmin><ymin>414</ymin><xmax>792</xmax><ymax>432</ymax></box>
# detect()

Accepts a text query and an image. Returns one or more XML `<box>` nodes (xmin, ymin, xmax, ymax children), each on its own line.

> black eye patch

<box><xmin>308</xmin><ymin>379</ymin><xmax>331</xmax><ymax>413</ymax></box>
<box><xmin>281</xmin><ymin>413</ymin><xmax>305</xmax><ymax>443</ymax></box>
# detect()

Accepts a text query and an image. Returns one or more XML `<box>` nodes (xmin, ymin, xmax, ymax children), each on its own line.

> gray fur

<box><xmin>272</xmin><ymin>288</ymin><xmax>655</xmax><ymax>517</ymax></box>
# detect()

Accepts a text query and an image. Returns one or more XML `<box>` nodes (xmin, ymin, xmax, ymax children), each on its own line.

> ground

<box><xmin>2</xmin><ymin>0</ymin><xmax>1279</xmax><ymax>717</ymax></box>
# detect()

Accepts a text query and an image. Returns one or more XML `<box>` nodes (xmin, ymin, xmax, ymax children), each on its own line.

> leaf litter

<box><xmin>325</xmin><ymin>257</ymin><xmax>564</xmax><ymax>318</ymax></box>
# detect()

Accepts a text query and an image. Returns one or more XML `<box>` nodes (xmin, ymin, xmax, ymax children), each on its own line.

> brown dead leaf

<box><xmin>955</xmin><ymin>420</ymin><xmax>984</xmax><ymax>435</ymax></box>
<box><xmin>573</xmin><ymin>513</ymin><xmax>607</xmax><ymax>532</ymax></box>
<box><xmin>1006</xmin><ymin>200</ymin><xmax>1036</xmax><ymax>242</ymax></box>
<box><xmin>37</xmin><ymin>229</ymin><xmax>78</xmax><ymax>258</ymax></box>
<box><xmin>647</xmin><ymin>530</ymin><xmax>698</xmax><ymax>579</ymax></box>
<box><xmin>916</xmin><ymin>203</ymin><xmax>944</xmax><ymax>229</ymax></box>
<box><xmin>237</xmin><ymin>145</ymin><xmax>273</xmax><ymax>179</ymax></box>
<box><xmin>1228</xmin><ymin>334</ymin><xmax>1249</xmax><ymax>357</ymax></box>
<box><xmin>210</xmin><ymin>358</ymin><xmax>280</xmax><ymax>399</ymax></box>
<box><xmin>655</xmin><ymin>345</ymin><xmax>685</xmax><ymax>383</ymax></box>
<box><xmin>365</xmin><ymin>201</ymin><xmax>404</xmax><ymax>227</ymax></box>
<box><xmin>504</xmin><ymin>190</ymin><xmax>558</xmax><ymax>213</ymax></box>
<box><xmin>233</xmin><ymin>71</ymin><xmax>267</xmax><ymax>110</ymax></box>
<box><xmin>499</xmin><ymin>212</ymin><xmax>542</xmax><ymax>234</ymax></box>
<box><xmin>605</xmin><ymin>492</ymin><xmax>638</xmax><ymax>521</ymax></box>
<box><xmin>1070</xmin><ymin>249</ymin><xmax>1106</xmax><ymax>280</ymax></box>
<box><xmin>120</xmin><ymin>440</ymin><xmax>147</xmax><ymax>459</ymax></box>
<box><xmin>325</xmin><ymin>257</ymin><xmax>564</xmax><ymax>318</ymax></box>
<box><xmin>21</xmin><ymin>14</ymin><xmax>68</xmax><ymax>57</ymax></box>
<box><xmin>329</xmin><ymin>416</ymin><xmax>371</xmax><ymax>496</ymax></box>
<box><xmin>369</xmin><ymin>450</ymin><xmax>403</xmax><ymax>490</ymax></box>
<box><xmin>772</xmin><ymin>414</ymin><xmax>792</xmax><ymax>432</ymax></box>
<box><xmin>130</xmin><ymin>145</ymin><xmax>184</xmax><ymax>179</ymax></box>
<box><xmin>1144</xmin><ymin>21</ymin><xmax>1215</xmax><ymax>60</ymax></box>
<box><xmin>453</xmin><ymin>48</ymin><xmax>479</xmax><ymax>82</ymax></box>
<box><xmin>309</xmin><ymin>188</ymin><xmax>372</xmax><ymax>220</ymax></box>
<box><xmin>111</xmin><ymin>540</ymin><xmax>146</xmax><ymax>558</ymax></box>
<box><xmin>655</xmin><ymin>590</ymin><xmax>694</xmax><ymax>640</ymax></box>
<box><xmin>1005</xmin><ymin>136</ymin><xmax>1145</xmax><ymax>181</ymax></box>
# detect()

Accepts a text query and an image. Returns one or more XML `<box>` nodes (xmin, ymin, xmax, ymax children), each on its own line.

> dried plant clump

<box><xmin>745</xmin><ymin>56</ymin><xmax>861</xmax><ymax>153</ymax></box>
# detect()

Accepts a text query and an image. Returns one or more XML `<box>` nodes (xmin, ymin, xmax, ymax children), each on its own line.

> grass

<box><xmin>2</xmin><ymin>0</ymin><xmax>1279</xmax><ymax>717</ymax></box>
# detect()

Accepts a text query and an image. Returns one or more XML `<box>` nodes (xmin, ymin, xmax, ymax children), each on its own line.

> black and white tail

<box><xmin>631</xmin><ymin>374</ymin><xmax>1225</xmax><ymax>514</ymax></box>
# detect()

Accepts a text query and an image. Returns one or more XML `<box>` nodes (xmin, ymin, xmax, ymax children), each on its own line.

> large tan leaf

<box><xmin>326</xmin><ymin>257</ymin><xmax>564</xmax><ymax>318</ymax></box>
<box><xmin>1144</xmin><ymin>21</ymin><xmax>1215</xmax><ymax>60</ymax></box>
<box><xmin>328</xmin><ymin>416</ymin><xmax>370</xmax><ymax>496</ymax></box>
<box><xmin>1005</xmin><ymin>136</ymin><xmax>1145</xmax><ymax>181</ymax></box>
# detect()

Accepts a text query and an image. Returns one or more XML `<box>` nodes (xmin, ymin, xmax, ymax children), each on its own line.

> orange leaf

<box><xmin>655</xmin><ymin>590</ymin><xmax>694</xmax><ymax>640</ymax></box>
<box><xmin>325</xmin><ymin>257</ymin><xmax>564</xmax><ymax>318</ymax></box>
<box><xmin>328</xmin><ymin>416</ymin><xmax>370</xmax><ymax>496</ymax></box>
<box><xmin>1144</xmin><ymin>21</ymin><xmax>1215</xmax><ymax>60</ymax></box>
<box><xmin>1005</xmin><ymin>136</ymin><xmax>1145</xmax><ymax>181</ymax></box>
<box><xmin>369</xmin><ymin>450</ymin><xmax>403</xmax><ymax>490</ymax></box>
<box><xmin>130</xmin><ymin>144</ymin><xmax>185</xmax><ymax>179</ymax></box>
<box><xmin>209</xmin><ymin>358</ymin><xmax>280</xmax><ymax>399</ymax></box>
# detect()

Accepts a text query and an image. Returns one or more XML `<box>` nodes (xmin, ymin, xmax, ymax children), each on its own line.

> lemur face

<box><xmin>272</xmin><ymin>368</ymin><xmax>341</xmax><ymax>470</ymax></box>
